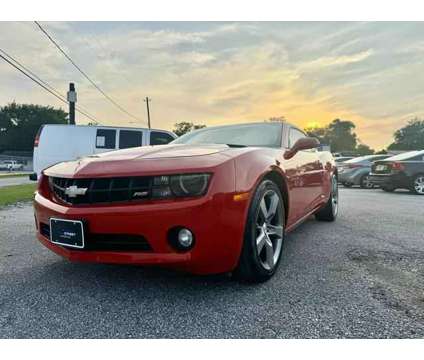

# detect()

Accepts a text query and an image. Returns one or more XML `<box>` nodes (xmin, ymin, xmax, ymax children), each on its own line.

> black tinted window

<box><xmin>119</xmin><ymin>130</ymin><xmax>143</xmax><ymax>149</ymax></box>
<box><xmin>96</xmin><ymin>129</ymin><xmax>116</xmax><ymax>149</ymax></box>
<box><xmin>289</xmin><ymin>128</ymin><xmax>306</xmax><ymax>148</ymax></box>
<box><xmin>150</xmin><ymin>131</ymin><xmax>174</xmax><ymax>145</ymax></box>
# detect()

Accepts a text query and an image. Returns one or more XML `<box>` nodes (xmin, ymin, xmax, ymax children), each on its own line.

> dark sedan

<box><xmin>338</xmin><ymin>154</ymin><xmax>391</xmax><ymax>188</ymax></box>
<box><xmin>369</xmin><ymin>150</ymin><xmax>424</xmax><ymax>195</ymax></box>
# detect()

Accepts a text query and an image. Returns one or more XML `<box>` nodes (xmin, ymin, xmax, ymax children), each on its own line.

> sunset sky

<box><xmin>1</xmin><ymin>21</ymin><xmax>423</xmax><ymax>149</ymax></box>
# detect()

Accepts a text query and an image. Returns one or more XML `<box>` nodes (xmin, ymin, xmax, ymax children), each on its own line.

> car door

<box><xmin>284</xmin><ymin>126</ymin><xmax>325</xmax><ymax>222</ymax></box>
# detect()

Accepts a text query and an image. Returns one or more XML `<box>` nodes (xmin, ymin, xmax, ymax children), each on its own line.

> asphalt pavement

<box><xmin>0</xmin><ymin>175</ymin><xmax>33</xmax><ymax>188</ymax></box>
<box><xmin>0</xmin><ymin>188</ymin><xmax>423</xmax><ymax>338</ymax></box>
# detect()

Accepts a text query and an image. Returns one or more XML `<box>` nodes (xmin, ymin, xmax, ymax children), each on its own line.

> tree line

<box><xmin>0</xmin><ymin>102</ymin><xmax>423</xmax><ymax>154</ymax></box>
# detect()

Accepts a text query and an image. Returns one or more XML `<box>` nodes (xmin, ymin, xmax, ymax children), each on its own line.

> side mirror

<box><xmin>284</xmin><ymin>137</ymin><xmax>320</xmax><ymax>160</ymax></box>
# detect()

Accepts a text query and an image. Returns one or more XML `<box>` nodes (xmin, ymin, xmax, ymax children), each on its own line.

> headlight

<box><xmin>151</xmin><ymin>173</ymin><xmax>211</xmax><ymax>198</ymax></box>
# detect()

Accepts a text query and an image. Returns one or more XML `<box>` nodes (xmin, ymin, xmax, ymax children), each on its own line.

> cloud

<box><xmin>0</xmin><ymin>21</ymin><xmax>423</xmax><ymax>149</ymax></box>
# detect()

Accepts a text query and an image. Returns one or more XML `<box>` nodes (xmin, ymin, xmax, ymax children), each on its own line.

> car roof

<box><xmin>42</xmin><ymin>124</ymin><xmax>174</xmax><ymax>134</ymax></box>
<box><xmin>384</xmin><ymin>150</ymin><xmax>424</xmax><ymax>161</ymax></box>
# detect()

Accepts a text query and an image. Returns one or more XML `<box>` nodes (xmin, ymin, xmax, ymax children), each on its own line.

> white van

<box><xmin>30</xmin><ymin>125</ymin><xmax>177</xmax><ymax>180</ymax></box>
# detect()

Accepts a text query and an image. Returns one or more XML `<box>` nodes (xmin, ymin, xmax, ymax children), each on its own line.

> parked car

<box><xmin>339</xmin><ymin>154</ymin><xmax>392</xmax><ymax>188</ymax></box>
<box><xmin>30</xmin><ymin>124</ymin><xmax>177</xmax><ymax>180</ymax></box>
<box><xmin>369</xmin><ymin>150</ymin><xmax>424</xmax><ymax>194</ymax></box>
<box><xmin>0</xmin><ymin>160</ymin><xmax>24</xmax><ymax>171</ymax></box>
<box><xmin>34</xmin><ymin>122</ymin><xmax>338</xmax><ymax>282</ymax></box>
<box><xmin>335</xmin><ymin>156</ymin><xmax>354</xmax><ymax>164</ymax></box>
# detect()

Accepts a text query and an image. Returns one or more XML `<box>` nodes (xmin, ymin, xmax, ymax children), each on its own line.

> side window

<box><xmin>150</xmin><ymin>131</ymin><xmax>174</xmax><ymax>145</ymax></box>
<box><xmin>289</xmin><ymin>128</ymin><xmax>306</xmax><ymax>148</ymax></box>
<box><xmin>96</xmin><ymin>129</ymin><xmax>116</xmax><ymax>149</ymax></box>
<box><xmin>119</xmin><ymin>130</ymin><xmax>143</xmax><ymax>149</ymax></box>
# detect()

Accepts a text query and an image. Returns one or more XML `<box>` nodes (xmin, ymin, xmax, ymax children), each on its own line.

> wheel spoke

<box><xmin>260</xmin><ymin>198</ymin><xmax>268</xmax><ymax>220</ymax></box>
<box><xmin>267</xmin><ymin>224</ymin><xmax>283</xmax><ymax>237</ymax></box>
<box><xmin>265</xmin><ymin>237</ymin><xmax>274</xmax><ymax>268</ymax></box>
<box><xmin>267</xmin><ymin>194</ymin><xmax>279</xmax><ymax>220</ymax></box>
<box><xmin>256</xmin><ymin>231</ymin><xmax>266</xmax><ymax>254</ymax></box>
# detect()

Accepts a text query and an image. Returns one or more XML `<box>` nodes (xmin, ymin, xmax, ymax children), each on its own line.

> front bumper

<box><xmin>34</xmin><ymin>171</ymin><xmax>250</xmax><ymax>275</ymax></box>
<box><xmin>338</xmin><ymin>169</ymin><xmax>366</xmax><ymax>185</ymax></box>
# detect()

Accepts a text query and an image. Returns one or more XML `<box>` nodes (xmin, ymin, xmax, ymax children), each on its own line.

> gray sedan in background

<box><xmin>339</xmin><ymin>154</ymin><xmax>392</xmax><ymax>188</ymax></box>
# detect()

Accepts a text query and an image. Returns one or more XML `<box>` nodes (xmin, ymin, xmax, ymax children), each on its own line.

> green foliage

<box><xmin>305</xmin><ymin>119</ymin><xmax>360</xmax><ymax>152</ymax></box>
<box><xmin>304</xmin><ymin>126</ymin><xmax>329</xmax><ymax>145</ymax></box>
<box><xmin>326</xmin><ymin>119</ymin><xmax>357</xmax><ymax>152</ymax></box>
<box><xmin>388</xmin><ymin>118</ymin><xmax>424</xmax><ymax>150</ymax></box>
<box><xmin>268</xmin><ymin>116</ymin><xmax>286</xmax><ymax>122</ymax></box>
<box><xmin>0</xmin><ymin>102</ymin><xmax>68</xmax><ymax>152</ymax></box>
<box><xmin>173</xmin><ymin>121</ymin><xmax>206</xmax><ymax>137</ymax></box>
<box><xmin>356</xmin><ymin>143</ymin><xmax>375</xmax><ymax>156</ymax></box>
<box><xmin>375</xmin><ymin>149</ymin><xmax>388</xmax><ymax>154</ymax></box>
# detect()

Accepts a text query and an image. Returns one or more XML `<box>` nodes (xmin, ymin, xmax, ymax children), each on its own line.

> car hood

<box><xmin>94</xmin><ymin>143</ymin><xmax>230</xmax><ymax>160</ymax></box>
<box><xmin>44</xmin><ymin>144</ymin><xmax>252</xmax><ymax>178</ymax></box>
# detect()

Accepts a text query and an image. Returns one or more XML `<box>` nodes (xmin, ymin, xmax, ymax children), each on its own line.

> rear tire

<box><xmin>315</xmin><ymin>175</ymin><xmax>338</xmax><ymax>222</ymax></box>
<box><xmin>411</xmin><ymin>174</ymin><xmax>424</xmax><ymax>195</ymax></box>
<box><xmin>342</xmin><ymin>182</ymin><xmax>352</xmax><ymax>188</ymax></box>
<box><xmin>235</xmin><ymin>180</ymin><xmax>285</xmax><ymax>283</ymax></box>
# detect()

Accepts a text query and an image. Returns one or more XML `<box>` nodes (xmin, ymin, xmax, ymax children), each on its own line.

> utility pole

<box><xmin>67</xmin><ymin>83</ymin><xmax>77</xmax><ymax>125</ymax></box>
<box><xmin>144</xmin><ymin>97</ymin><xmax>151</xmax><ymax>129</ymax></box>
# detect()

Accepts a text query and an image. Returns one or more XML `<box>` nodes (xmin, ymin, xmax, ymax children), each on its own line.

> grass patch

<box><xmin>0</xmin><ymin>172</ymin><xmax>30</xmax><ymax>179</ymax></box>
<box><xmin>0</xmin><ymin>183</ymin><xmax>37</xmax><ymax>207</ymax></box>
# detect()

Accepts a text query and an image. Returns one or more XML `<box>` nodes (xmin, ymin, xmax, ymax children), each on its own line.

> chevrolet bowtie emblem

<box><xmin>64</xmin><ymin>185</ymin><xmax>88</xmax><ymax>198</ymax></box>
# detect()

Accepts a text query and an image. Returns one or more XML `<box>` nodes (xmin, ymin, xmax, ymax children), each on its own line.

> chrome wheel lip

<box><xmin>255</xmin><ymin>189</ymin><xmax>283</xmax><ymax>271</ymax></box>
<box><xmin>332</xmin><ymin>176</ymin><xmax>339</xmax><ymax>216</ymax></box>
<box><xmin>414</xmin><ymin>176</ymin><xmax>424</xmax><ymax>194</ymax></box>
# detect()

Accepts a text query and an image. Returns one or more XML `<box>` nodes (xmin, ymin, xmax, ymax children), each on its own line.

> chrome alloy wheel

<box><xmin>414</xmin><ymin>176</ymin><xmax>424</xmax><ymax>194</ymax></box>
<box><xmin>255</xmin><ymin>189</ymin><xmax>283</xmax><ymax>271</ymax></box>
<box><xmin>331</xmin><ymin>175</ymin><xmax>339</xmax><ymax>216</ymax></box>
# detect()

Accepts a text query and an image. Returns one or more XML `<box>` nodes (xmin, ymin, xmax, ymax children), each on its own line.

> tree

<box><xmin>304</xmin><ymin>119</ymin><xmax>359</xmax><ymax>153</ymax></box>
<box><xmin>268</xmin><ymin>116</ymin><xmax>286</xmax><ymax>123</ymax></box>
<box><xmin>356</xmin><ymin>143</ymin><xmax>374</xmax><ymax>155</ymax></box>
<box><xmin>305</xmin><ymin>126</ymin><xmax>329</xmax><ymax>145</ymax></box>
<box><xmin>173</xmin><ymin>121</ymin><xmax>206</xmax><ymax>137</ymax></box>
<box><xmin>0</xmin><ymin>102</ymin><xmax>68</xmax><ymax>152</ymax></box>
<box><xmin>388</xmin><ymin>118</ymin><xmax>424</xmax><ymax>150</ymax></box>
<box><xmin>326</xmin><ymin>119</ymin><xmax>357</xmax><ymax>152</ymax></box>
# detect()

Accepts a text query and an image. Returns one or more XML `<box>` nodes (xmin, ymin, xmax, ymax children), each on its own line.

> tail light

<box><xmin>34</xmin><ymin>125</ymin><xmax>44</xmax><ymax>148</ymax></box>
<box><xmin>391</xmin><ymin>162</ymin><xmax>405</xmax><ymax>171</ymax></box>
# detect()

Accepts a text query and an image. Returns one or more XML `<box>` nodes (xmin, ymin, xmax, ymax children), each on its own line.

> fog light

<box><xmin>178</xmin><ymin>228</ymin><xmax>193</xmax><ymax>248</ymax></box>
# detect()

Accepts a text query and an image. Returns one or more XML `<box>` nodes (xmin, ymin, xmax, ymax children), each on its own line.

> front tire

<box><xmin>315</xmin><ymin>174</ymin><xmax>338</xmax><ymax>222</ymax></box>
<box><xmin>360</xmin><ymin>174</ymin><xmax>374</xmax><ymax>189</ymax></box>
<box><xmin>235</xmin><ymin>180</ymin><xmax>285</xmax><ymax>283</ymax></box>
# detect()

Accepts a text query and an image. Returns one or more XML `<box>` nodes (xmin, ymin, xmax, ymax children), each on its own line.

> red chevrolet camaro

<box><xmin>34</xmin><ymin>122</ymin><xmax>338</xmax><ymax>282</ymax></box>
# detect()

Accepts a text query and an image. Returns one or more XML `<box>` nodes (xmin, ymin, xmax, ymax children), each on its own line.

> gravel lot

<box><xmin>0</xmin><ymin>188</ymin><xmax>423</xmax><ymax>338</ymax></box>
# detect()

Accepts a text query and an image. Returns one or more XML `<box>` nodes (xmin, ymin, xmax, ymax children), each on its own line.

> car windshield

<box><xmin>171</xmin><ymin>123</ymin><xmax>283</xmax><ymax>148</ymax></box>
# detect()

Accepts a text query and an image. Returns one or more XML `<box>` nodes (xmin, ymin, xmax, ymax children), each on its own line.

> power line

<box><xmin>34</xmin><ymin>21</ymin><xmax>144</xmax><ymax>123</ymax></box>
<box><xmin>0</xmin><ymin>47</ymin><xmax>95</xmax><ymax>118</ymax></box>
<box><xmin>0</xmin><ymin>49</ymin><xmax>99</xmax><ymax>122</ymax></box>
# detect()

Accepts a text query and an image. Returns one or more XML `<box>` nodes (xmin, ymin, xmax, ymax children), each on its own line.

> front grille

<box><xmin>50</xmin><ymin>176</ymin><xmax>153</xmax><ymax>205</ymax></box>
<box><xmin>39</xmin><ymin>222</ymin><xmax>152</xmax><ymax>252</ymax></box>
